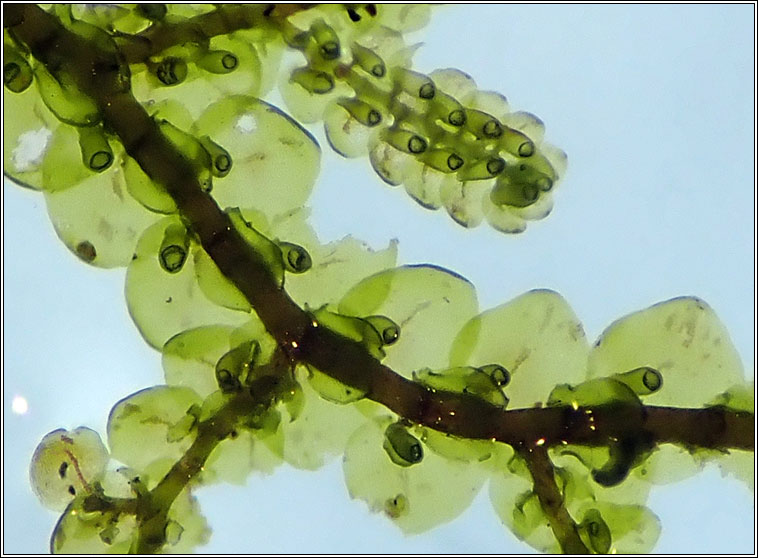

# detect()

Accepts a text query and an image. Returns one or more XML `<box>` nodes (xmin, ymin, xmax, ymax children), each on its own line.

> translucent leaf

<box><xmin>263</xmin><ymin>209</ymin><xmax>399</xmax><ymax>309</ymax></box>
<box><xmin>51</xmin><ymin>500</ymin><xmax>137</xmax><ymax>554</ymax></box>
<box><xmin>162</xmin><ymin>487</ymin><xmax>211</xmax><ymax>554</ymax></box>
<box><xmin>40</xmin><ymin>124</ymin><xmax>93</xmax><ymax>192</ymax></box>
<box><xmin>30</xmin><ymin>427</ymin><xmax>109</xmax><ymax>512</ymax></box>
<box><xmin>306</xmin><ymin>363</ymin><xmax>367</xmax><ymax>404</ymax></box>
<box><xmin>278</xmin><ymin>366</ymin><xmax>366</xmax><ymax>470</ymax></box>
<box><xmin>483</xmin><ymin>200</ymin><xmax>527</xmax><ymax>234</ymax></box>
<box><xmin>714</xmin><ymin>450</ymin><xmax>754</xmax><ymax>491</ymax></box>
<box><xmin>126</xmin><ymin>216</ymin><xmax>249</xmax><ymax>349</ymax></box>
<box><xmin>490</xmin><ymin>481</ymin><xmax>559</xmax><ymax>554</ymax></box>
<box><xmin>33</xmin><ymin>62</ymin><xmax>100</xmax><ymax>126</ymax></box>
<box><xmin>587</xmin><ymin>502</ymin><xmax>661</xmax><ymax>554</ymax></box>
<box><xmin>707</xmin><ymin>381</ymin><xmax>755</xmax><ymax>412</ymax></box>
<box><xmin>280</xmin><ymin>63</ymin><xmax>352</xmax><ymax>123</ymax></box>
<box><xmin>632</xmin><ymin>444</ymin><xmax>705</xmax><ymax>485</ymax></box>
<box><xmin>587</xmin><ymin>297</ymin><xmax>745</xmax><ymax>407</ymax></box>
<box><xmin>419</xmin><ymin>428</ymin><xmax>496</xmax><ymax>464</ymax></box>
<box><xmin>375</xmin><ymin>4</ymin><xmax>432</xmax><ymax>33</ymax></box>
<box><xmin>450</xmin><ymin>290</ymin><xmax>589</xmax><ymax>408</ymax></box>
<box><xmin>469</xmin><ymin>90</ymin><xmax>511</xmax><ymax>120</ymax></box>
<box><xmin>202</xmin><ymin>428</ymin><xmax>283</xmax><ymax>485</ymax></box>
<box><xmin>428</xmin><ymin>68</ymin><xmax>478</xmax><ymax>105</ymax></box>
<box><xmin>343</xmin><ymin>415</ymin><xmax>486</xmax><ymax>534</ymax></box>
<box><xmin>339</xmin><ymin>265</ymin><xmax>478</xmax><ymax>376</ymax></box>
<box><xmin>368</xmin><ymin>138</ymin><xmax>415</xmax><ymax>186</ymax></box>
<box><xmin>44</xmin><ymin>154</ymin><xmax>160</xmax><ymax>268</ymax></box>
<box><xmin>162</xmin><ymin>325</ymin><xmax>238</xmax><ymax>398</ymax></box>
<box><xmin>323</xmin><ymin>99</ymin><xmax>382</xmax><ymax>158</ymax></box>
<box><xmin>439</xmin><ymin>179</ymin><xmax>488</xmax><ymax>228</ymax></box>
<box><xmin>402</xmin><ymin>162</ymin><xmax>448</xmax><ymax>210</ymax></box>
<box><xmin>192</xmin><ymin>96</ymin><xmax>321</xmax><ymax>219</ymax></box>
<box><xmin>193</xmin><ymin>246</ymin><xmax>252</xmax><ymax>312</ymax></box>
<box><xmin>107</xmin><ymin>386</ymin><xmax>202</xmax><ymax>482</ymax></box>
<box><xmin>501</xmin><ymin>111</ymin><xmax>546</xmax><ymax>145</ymax></box>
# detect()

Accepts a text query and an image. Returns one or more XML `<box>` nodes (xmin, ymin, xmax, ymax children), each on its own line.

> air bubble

<box><xmin>279</xmin><ymin>242</ymin><xmax>312</xmax><ymax>273</ymax></box>
<box><xmin>518</xmin><ymin>141</ymin><xmax>535</xmax><ymax>157</ymax></box>
<box><xmin>154</xmin><ymin>57</ymin><xmax>188</xmax><ymax>86</ymax></box>
<box><xmin>418</xmin><ymin>83</ymin><xmax>435</xmax><ymax>99</ymax></box>
<box><xmin>383</xmin><ymin>127</ymin><xmax>428</xmax><ymax>155</ymax></box>
<box><xmin>310</xmin><ymin>19</ymin><xmax>341</xmax><ymax>60</ymax></box>
<box><xmin>448</xmin><ymin>109</ymin><xmax>466</xmax><ymax>126</ymax></box>
<box><xmin>159</xmin><ymin>223</ymin><xmax>189</xmax><ymax>274</ymax></box>
<box><xmin>486</xmin><ymin>157</ymin><xmax>505</xmax><ymax>175</ymax></box>
<box><xmin>337</xmin><ymin>97</ymin><xmax>383</xmax><ymax>127</ymax></box>
<box><xmin>479</xmin><ymin>364</ymin><xmax>510</xmax><ymax>387</ymax></box>
<box><xmin>536</xmin><ymin>177</ymin><xmax>553</xmax><ymax>191</ymax></box>
<box><xmin>448</xmin><ymin>154</ymin><xmax>464</xmax><ymax>170</ymax></box>
<box><xmin>365</xmin><ymin>315</ymin><xmax>400</xmax><ymax>346</ymax></box>
<box><xmin>77</xmin><ymin>126</ymin><xmax>113</xmax><ymax>172</ymax></box>
<box><xmin>195</xmin><ymin>49</ymin><xmax>239</xmax><ymax>75</ymax></box>
<box><xmin>383</xmin><ymin>423</ymin><xmax>423</xmax><ymax>467</ymax></box>
<box><xmin>290</xmin><ymin>67</ymin><xmax>334</xmax><ymax>94</ymax></box>
<box><xmin>482</xmin><ymin>119</ymin><xmax>502</xmax><ymax>138</ymax></box>
<box><xmin>351</xmin><ymin>43</ymin><xmax>386</xmax><ymax>79</ymax></box>
<box><xmin>76</xmin><ymin>241</ymin><xmax>97</xmax><ymax>263</ymax></box>
<box><xmin>385</xmin><ymin>494</ymin><xmax>408</xmax><ymax>518</ymax></box>
<box><xmin>408</xmin><ymin>135</ymin><xmax>427</xmax><ymax>154</ymax></box>
<box><xmin>198</xmin><ymin>136</ymin><xmax>232</xmax><ymax>178</ymax></box>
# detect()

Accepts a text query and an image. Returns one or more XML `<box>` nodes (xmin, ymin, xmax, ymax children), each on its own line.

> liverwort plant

<box><xmin>3</xmin><ymin>4</ymin><xmax>754</xmax><ymax>554</ymax></box>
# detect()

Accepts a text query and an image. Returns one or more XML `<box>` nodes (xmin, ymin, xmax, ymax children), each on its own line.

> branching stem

<box><xmin>5</xmin><ymin>4</ymin><xmax>754</xmax><ymax>553</ymax></box>
<box><xmin>6</xmin><ymin>0</ymin><xmax>752</xmax><ymax>463</ymax></box>
<box><xmin>518</xmin><ymin>445</ymin><xmax>589</xmax><ymax>554</ymax></box>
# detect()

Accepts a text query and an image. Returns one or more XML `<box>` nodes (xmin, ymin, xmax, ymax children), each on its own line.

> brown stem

<box><xmin>135</xmin><ymin>370</ymin><xmax>286</xmax><ymax>553</ymax></box>
<box><xmin>6</xmin><ymin>5</ymin><xmax>754</xmax><ymax>553</ymax></box>
<box><xmin>117</xmin><ymin>5</ymin><xmax>276</xmax><ymax>63</ymax></box>
<box><xmin>5</xmin><ymin>1</ymin><xmax>753</xmax><ymax>457</ymax></box>
<box><xmin>518</xmin><ymin>445</ymin><xmax>589</xmax><ymax>554</ymax></box>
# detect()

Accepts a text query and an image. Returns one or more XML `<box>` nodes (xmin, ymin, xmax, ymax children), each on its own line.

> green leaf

<box><xmin>343</xmin><ymin>415</ymin><xmax>487</xmax><ymax>534</ymax></box>
<box><xmin>277</xmin><ymin>366</ymin><xmax>366</xmax><ymax>470</ymax></box>
<box><xmin>30</xmin><ymin>427</ymin><xmax>109</xmax><ymax>512</ymax></box>
<box><xmin>587</xmin><ymin>297</ymin><xmax>745</xmax><ymax>407</ymax></box>
<box><xmin>44</xmin><ymin>146</ymin><xmax>160</xmax><ymax>267</ymax></box>
<box><xmin>126</xmin><ymin>216</ymin><xmax>249</xmax><ymax>349</ymax></box>
<box><xmin>107</xmin><ymin>386</ymin><xmax>202</xmax><ymax>482</ymax></box>
<box><xmin>162</xmin><ymin>487</ymin><xmax>211</xmax><ymax>553</ymax></box>
<box><xmin>192</xmin><ymin>96</ymin><xmax>321</xmax><ymax>219</ymax></box>
<box><xmin>340</xmin><ymin>264</ymin><xmax>478</xmax><ymax>376</ymax></box>
<box><xmin>51</xmin><ymin>500</ymin><xmax>137</xmax><ymax>554</ymax></box>
<box><xmin>162</xmin><ymin>325</ymin><xmax>238</xmax><ymax>398</ymax></box>
<box><xmin>451</xmin><ymin>289</ymin><xmax>589</xmax><ymax>408</ymax></box>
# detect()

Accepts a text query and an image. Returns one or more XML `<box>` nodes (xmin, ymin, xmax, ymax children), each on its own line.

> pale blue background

<box><xmin>3</xmin><ymin>5</ymin><xmax>755</xmax><ymax>553</ymax></box>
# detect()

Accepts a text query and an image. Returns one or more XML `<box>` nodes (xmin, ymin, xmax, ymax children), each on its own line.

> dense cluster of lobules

<box><xmin>5</xmin><ymin>4</ymin><xmax>753</xmax><ymax>555</ymax></box>
<box><xmin>278</xmin><ymin>7</ymin><xmax>567</xmax><ymax>232</ymax></box>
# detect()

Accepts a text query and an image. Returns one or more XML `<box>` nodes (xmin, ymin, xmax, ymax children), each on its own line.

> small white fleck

<box><xmin>13</xmin><ymin>128</ymin><xmax>53</xmax><ymax>172</ymax></box>
<box><xmin>235</xmin><ymin>114</ymin><xmax>257</xmax><ymax>134</ymax></box>
<box><xmin>12</xmin><ymin>395</ymin><xmax>29</xmax><ymax>415</ymax></box>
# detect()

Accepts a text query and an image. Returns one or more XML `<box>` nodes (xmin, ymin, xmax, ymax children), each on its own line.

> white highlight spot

<box><xmin>13</xmin><ymin>127</ymin><xmax>53</xmax><ymax>171</ymax></box>
<box><xmin>12</xmin><ymin>395</ymin><xmax>29</xmax><ymax>415</ymax></box>
<box><xmin>235</xmin><ymin>114</ymin><xmax>257</xmax><ymax>134</ymax></box>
